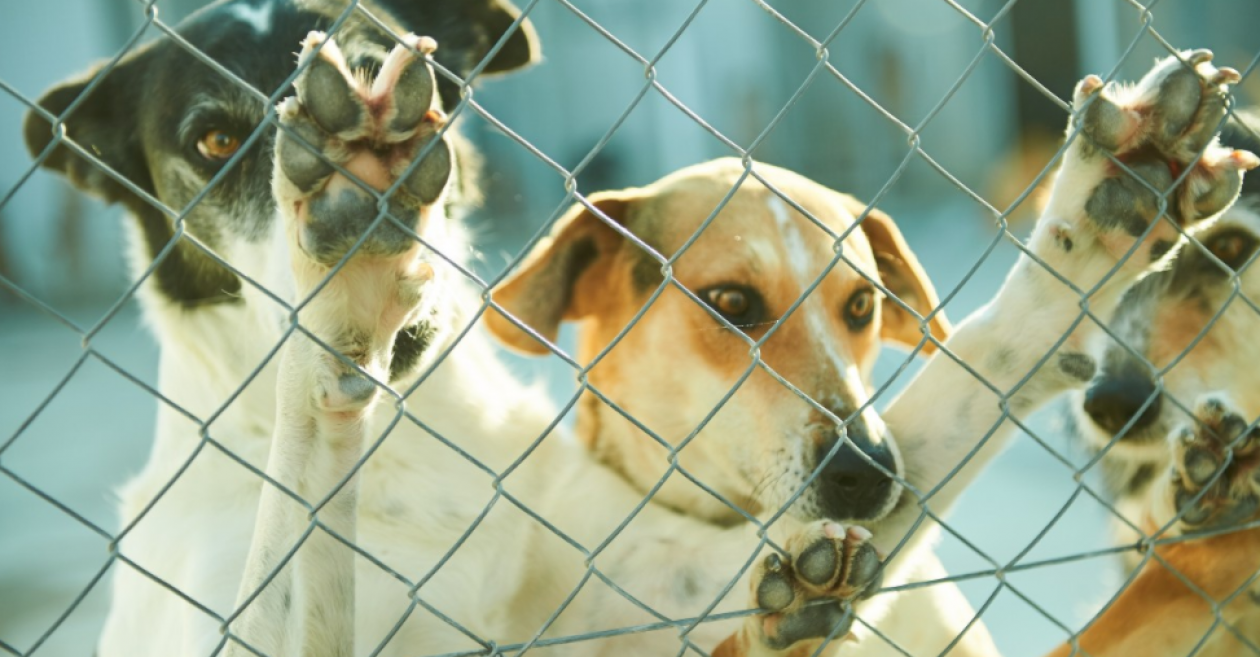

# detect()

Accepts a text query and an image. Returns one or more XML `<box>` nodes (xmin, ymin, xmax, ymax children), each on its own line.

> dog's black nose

<box><xmin>813</xmin><ymin>420</ymin><xmax>898</xmax><ymax>521</ymax></box>
<box><xmin>1083</xmin><ymin>369</ymin><xmax>1161</xmax><ymax>437</ymax></box>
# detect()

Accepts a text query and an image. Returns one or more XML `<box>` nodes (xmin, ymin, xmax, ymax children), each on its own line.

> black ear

<box><xmin>375</xmin><ymin>0</ymin><xmax>540</xmax><ymax>77</ymax></box>
<box><xmin>468</xmin><ymin>0</ymin><xmax>540</xmax><ymax>74</ymax></box>
<box><xmin>23</xmin><ymin>50</ymin><xmax>153</xmax><ymax>205</ymax></box>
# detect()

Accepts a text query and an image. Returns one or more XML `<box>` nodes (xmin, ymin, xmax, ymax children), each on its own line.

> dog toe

<box><xmin>372</xmin><ymin>35</ymin><xmax>439</xmax><ymax>138</ymax></box>
<box><xmin>277</xmin><ymin>99</ymin><xmax>335</xmax><ymax>194</ymax></box>
<box><xmin>795</xmin><ymin>533</ymin><xmax>841</xmax><ymax>588</ymax></box>
<box><xmin>295</xmin><ymin>32</ymin><xmax>367</xmax><ymax>138</ymax></box>
<box><xmin>402</xmin><ymin>134</ymin><xmax>452</xmax><ymax>205</ymax></box>
<box><xmin>762</xmin><ymin>601</ymin><xmax>851</xmax><ymax>651</ymax></box>
<box><xmin>755</xmin><ymin>554</ymin><xmax>796</xmax><ymax>612</ymax></box>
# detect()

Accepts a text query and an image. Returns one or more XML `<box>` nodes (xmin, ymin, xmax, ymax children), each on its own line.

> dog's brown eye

<box><xmin>700</xmin><ymin>284</ymin><xmax>764</xmax><ymax>330</ymax></box>
<box><xmin>712</xmin><ymin>288</ymin><xmax>749</xmax><ymax>317</ymax></box>
<box><xmin>198</xmin><ymin>130</ymin><xmax>241</xmax><ymax>160</ymax></box>
<box><xmin>1206</xmin><ymin>230</ymin><xmax>1258</xmax><ymax>271</ymax></box>
<box><xmin>844</xmin><ymin>289</ymin><xmax>876</xmax><ymax>330</ymax></box>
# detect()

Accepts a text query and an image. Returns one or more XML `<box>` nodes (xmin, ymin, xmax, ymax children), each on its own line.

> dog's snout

<box><xmin>1083</xmin><ymin>369</ymin><xmax>1161</xmax><ymax>436</ymax></box>
<box><xmin>814</xmin><ymin>420</ymin><xmax>898</xmax><ymax>521</ymax></box>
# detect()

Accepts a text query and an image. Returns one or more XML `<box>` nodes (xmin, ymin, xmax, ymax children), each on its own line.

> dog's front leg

<box><xmin>872</xmin><ymin>52</ymin><xmax>1255</xmax><ymax>576</ymax></box>
<box><xmin>225</xmin><ymin>32</ymin><xmax>452</xmax><ymax>657</ymax></box>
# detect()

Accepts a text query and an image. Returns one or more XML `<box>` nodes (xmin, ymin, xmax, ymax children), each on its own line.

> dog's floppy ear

<box><xmin>374</xmin><ymin>0</ymin><xmax>540</xmax><ymax>75</ymax></box>
<box><xmin>470</xmin><ymin>0</ymin><xmax>541</xmax><ymax>74</ymax></box>
<box><xmin>840</xmin><ymin>196</ymin><xmax>952</xmax><ymax>354</ymax></box>
<box><xmin>487</xmin><ymin>190</ymin><xmax>643</xmax><ymax>355</ymax></box>
<box><xmin>23</xmin><ymin>52</ymin><xmax>152</xmax><ymax>205</ymax></box>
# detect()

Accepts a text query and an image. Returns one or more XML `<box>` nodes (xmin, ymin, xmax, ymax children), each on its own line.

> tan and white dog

<box><xmin>485</xmin><ymin>159</ymin><xmax>1000</xmax><ymax>656</ymax></box>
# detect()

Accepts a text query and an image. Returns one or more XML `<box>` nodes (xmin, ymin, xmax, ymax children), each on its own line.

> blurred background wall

<box><xmin>1</xmin><ymin>1</ymin><xmax>1258</xmax><ymax>655</ymax></box>
<box><xmin>4</xmin><ymin>0</ymin><xmax>1257</xmax><ymax>303</ymax></box>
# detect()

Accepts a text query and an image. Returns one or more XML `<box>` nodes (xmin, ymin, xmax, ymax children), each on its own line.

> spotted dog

<box><xmin>486</xmin><ymin>159</ymin><xmax>1000</xmax><ymax>656</ymax></box>
<box><xmin>1044</xmin><ymin>110</ymin><xmax>1260</xmax><ymax>656</ymax></box>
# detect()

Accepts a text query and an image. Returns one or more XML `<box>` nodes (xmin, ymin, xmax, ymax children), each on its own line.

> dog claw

<box><xmin>1187</xmin><ymin>49</ymin><xmax>1214</xmax><ymax>66</ymax></box>
<box><xmin>1229</xmin><ymin>149</ymin><xmax>1260</xmax><ymax>170</ymax></box>
<box><xmin>1077</xmin><ymin>74</ymin><xmax>1105</xmax><ymax>97</ymax></box>
<box><xmin>1212</xmin><ymin>67</ymin><xmax>1242</xmax><ymax>86</ymax></box>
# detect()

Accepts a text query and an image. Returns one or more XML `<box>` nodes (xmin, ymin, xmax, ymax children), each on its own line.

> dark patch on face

<box><xmin>1057</xmin><ymin>352</ymin><xmax>1097</xmax><ymax>382</ymax></box>
<box><xmin>1171</xmin><ymin>229</ymin><xmax>1260</xmax><ymax>295</ymax></box>
<box><xmin>1152</xmin><ymin>229</ymin><xmax>1258</xmax><ymax>318</ymax></box>
<box><xmin>389</xmin><ymin>316</ymin><xmax>440</xmax><ymax>382</ymax></box>
<box><xmin>1096</xmin><ymin>455</ymin><xmax>1161</xmax><ymax>502</ymax></box>
<box><xmin>1150</xmin><ymin>239</ymin><xmax>1174</xmax><ymax>261</ymax></box>
<box><xmin>629</xmin><ymin>246</ymin><xmax>664</xmax><ymax>291</ymax></box>
<box><xmin>134</xmin><ymin>205</ymin><xmax>245</xmax><ymax>306</ymax></box>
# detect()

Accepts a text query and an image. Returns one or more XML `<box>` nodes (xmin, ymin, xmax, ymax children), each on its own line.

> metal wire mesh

<box><xmin>2</xmin><ymin>0</ymin><xmax>1260</xmax><ymax>656</ymax></box>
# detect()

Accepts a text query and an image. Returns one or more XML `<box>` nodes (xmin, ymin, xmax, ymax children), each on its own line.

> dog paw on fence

<box><xmin>1171</xmin><ymin>395</ymin><xmax>1260</xmax><ymax>531</ymax></box>
<box><xmin>714</xmin><ymin>522</ymin><xmax>881</xmax><ymax>657</ymax></box>
<box><xmin>1034</xmin><ymin>49</ymin><xmax>1256</xmax><ymax>292</ymax></box>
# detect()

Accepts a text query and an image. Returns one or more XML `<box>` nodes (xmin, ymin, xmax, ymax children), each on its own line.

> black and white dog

<box><xmin>23</xmin><ymin>1</ymin><xmax>561</xmax><ymax>654</ymax></box>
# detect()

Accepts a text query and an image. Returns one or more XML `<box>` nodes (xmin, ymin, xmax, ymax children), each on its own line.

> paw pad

<box><xmin>1170</xmin><ymin>396</ymin><xmax>1260</xmax><ymax>531</ymax></box>
<box><xmin>1067</xmin><ymin>50</ymin><xmax>1258</xmax><ymax>248</ymax></box>
<box><xmin>276</xmin><ymin>31</ymin><xmax>453</xmax><ymax>266</ymax></box>
<box><xmin>749</xmin><ymin>522</ymin><xmax>881</xmax><ymax>651</ymax></box>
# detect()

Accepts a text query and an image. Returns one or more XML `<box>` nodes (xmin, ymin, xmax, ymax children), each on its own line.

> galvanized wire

<box><xmin>2</xmin><ymin>0</ymin><xmax>1260</xmax><ymax>656</ymax></box>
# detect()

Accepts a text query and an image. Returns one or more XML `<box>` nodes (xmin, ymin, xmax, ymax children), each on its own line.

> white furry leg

<box><xmin>224</xmin><ymin>29</ymin><xmax>450</xmax><ymax>657</ymax></box>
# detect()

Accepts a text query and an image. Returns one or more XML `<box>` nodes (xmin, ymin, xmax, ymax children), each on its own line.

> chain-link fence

<box><xmin>3</xmin><ymin>0</ymin><xmax>1260</xmax><ymax>656</ymax></box>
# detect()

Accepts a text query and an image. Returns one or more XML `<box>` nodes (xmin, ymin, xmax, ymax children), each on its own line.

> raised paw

<box><xmin>276</xmin><ymin>31</ymin><xmax>453</xmax><ymax>267</ymax></box>
<box><xmin>748</xmin><ymin>522</ymin><xmax>881</xmax><ymax>652</ymax></box>
<box><xmin>1169</xmin><ymin>395</ymin><xmax>1260</xmax><ymax>531</ymax></box>
<box><xmin>1037</xmin><ymin>50</ymin><xmax>1258</xmax><ymax>284</ymax></box>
